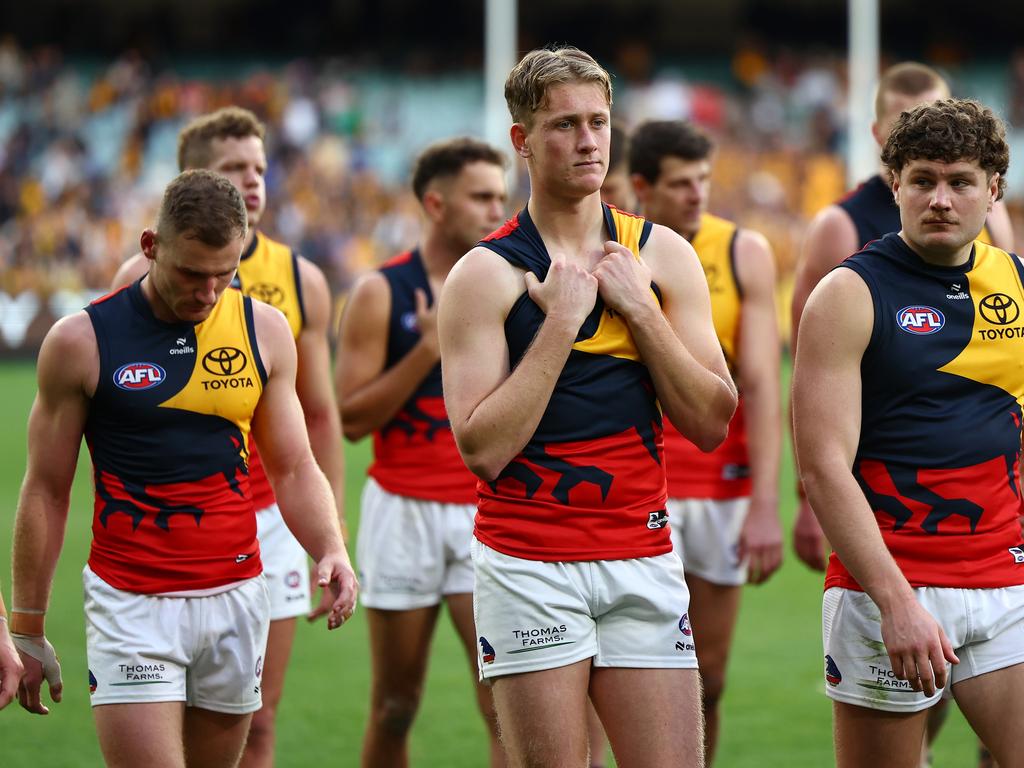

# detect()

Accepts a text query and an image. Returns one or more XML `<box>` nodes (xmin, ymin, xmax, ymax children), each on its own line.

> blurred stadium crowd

<box><xmin>2</xmin><ymin>35</ymin><xmax>1024</xmax><ymax>350</ymax></box>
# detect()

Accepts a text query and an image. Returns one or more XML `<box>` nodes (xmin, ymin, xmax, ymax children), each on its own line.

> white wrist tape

<box><xmin>11</xmin><ymin>633</ymin><xmax>62</xmax><ymax>688</ymax></box>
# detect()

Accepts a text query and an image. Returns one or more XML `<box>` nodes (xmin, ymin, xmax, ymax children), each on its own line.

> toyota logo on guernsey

<box><xmin>202</xmin><ymin>347</ymin><xmax>248</xmax><ymax>376</ymax></box>
<box><xmin>896</xmin><ymin>305</ymin><xmax>945</xmax><ymax>335</ymax></box>
<box><xmin>114</xmin><ymin>362</ymin><xmax>166</xmax><ymax>390</ymax></box>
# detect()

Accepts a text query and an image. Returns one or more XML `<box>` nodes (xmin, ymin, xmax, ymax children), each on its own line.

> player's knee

<box><xmin>244</xmin><ymin>705</ymin><xmax>278</xmax><ymax>755</ymax></box>
<box><xmin>371</xmin><ymin>694</ymin><xmax>421</xmax><ymax>738</ymax></box>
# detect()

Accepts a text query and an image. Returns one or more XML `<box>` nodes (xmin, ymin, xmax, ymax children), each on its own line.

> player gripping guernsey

<box><xmin>439</xmin><ymin>46</ymin><xmax>736</xmax><ymax>767</ymax></box>
<box><xmin>794</xmin><ymin>99</ymin><xmax>1024</xmax><ymax>768</ymax></box>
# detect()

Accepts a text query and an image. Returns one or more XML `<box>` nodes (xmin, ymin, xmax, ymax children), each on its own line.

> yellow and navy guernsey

<box><xmin>828</xmin><ymin>233</ymin><xmax>1024</xmax><ymax>591</ymax></box>
<box><xmin>85</xmin><ymin>281</ymin><xmax>267</xmax><ymax>594</ymax></box>
<box><xmin>475</xmin><ymin>204</ymin><xmax>671</xmax><ymax>561</ymax></box>
<box><xmin>231</xmin><ymin>232</ymin><xmax>305</xmax><ymax>510</ymax></box>
<box><xmin>838</xmin><ymin>174</ymin><xmax>994</xmax><ymax>248</ymax></box>
<box><xmin>663</xmin><ymin>212</ymin><xmax>750</xmax><ymax>499</ymax></box>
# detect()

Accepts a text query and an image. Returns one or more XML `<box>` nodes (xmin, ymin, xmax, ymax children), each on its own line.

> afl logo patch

<box><xmin>896</xmin><ymin>306</ymin><xmax>945</xmax><ymax>335</ymax></box>
<box><xmin>114</xmin><ymin>362</ymin><xmax>166</xmax><ymax>390</ymax></box>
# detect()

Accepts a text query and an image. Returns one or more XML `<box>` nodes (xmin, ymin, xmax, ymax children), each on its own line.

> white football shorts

<box><xmin>822</xmin><ymin>584</ymin><xmax>1024</xmax><ymax>712</ymax></box>
<box><xmin>256</xmin><ymin>502</ymin><xmax>311</xmax><ymax>621</ymax></box>
<box><xmin>668</xmin><ymin>497</ymin><xmax>749</xmax><ymax>586</ymax></box>
<box><xmin>84</xmin><ymin>566</ymin><xmax>270</xmax><ymax>713</ymax></box>
<box><xmin>471</xmin><ymin>537</ymin><xmax>698</xmax><ymax>680</ymax></box>
<box><xmin>356</xmin><ymin>477</ymin><xmax>475</xmax><ymax>610</ymax></box>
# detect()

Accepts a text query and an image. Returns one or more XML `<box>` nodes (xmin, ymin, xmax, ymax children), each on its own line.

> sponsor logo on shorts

<box><xmin>675</xmin><ymin>640</ymin><xmax>695</xmax><ymax>652</ymax></box>
<box><xmin>1010</xmin><ymin>546</ymin><xmax>1024</xmax><ymax>564</ymax></box>
<box><xmin>647</xmin><ymin>510</ymin><xmax>669</xmax><ymax>529</ymax></box>
<box><xmin>479</xmin><ymin>637</ymin><xmax>496</xmax><ymax>664</ymax></box>
<box><xmin>285</xmin><ymin>570</ymin><xmax>302</xmax><ymax>588</ymax></box>
<box><xmin>675</xmin><ymin>613</ymin><xmax>695</xmax><ymax>651</ymax></box>
<box><xmin>896</xmin><ymin>306</ymin><xmax>944</xmax><ymax>335</ymax></box>
<box><xmin>856</xmin><ymin>664</ymin><xmax>916</xmax><ymax>693</ymax></box>
<box><xmin>89</xmin><ymin>669</ymin><xmax>97</xmax><ymax>694</ymax></box>
<box><xmin>110</xmin><ymin>663</ymin><xmax>171</xmax><ymax>686</ymax></box>
<box><xmin>506</xmin><ymin>624</ymin><xmax>574</xmax><ymax>654</ymax></box>
<box><xmin>114</xmin><ymin>362</ymin><xmax>166</xmax><ymax>391</ymax></box>
<box><xmin>825</xmin><ymin>655</ymin><xmax>842</xmax><ymax>686</ymax></box>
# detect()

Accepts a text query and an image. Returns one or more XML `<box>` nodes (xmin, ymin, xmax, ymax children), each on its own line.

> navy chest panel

<box><xmin>381</xmin><ymin>250</ymin><xmax>441</xmax><ymax>395</ymax></box>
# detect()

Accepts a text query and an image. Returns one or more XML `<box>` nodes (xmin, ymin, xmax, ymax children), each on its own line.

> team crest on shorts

<box><xmin>678</xmin><ymin>613</ymin><xmax>692</xmax><ymax>636</ymax></box>
<box><xmin>825</xmin><ymin>655</ymin><xmax>842</xmax><ymax>686</ymax></box>
<box><xmin>479</xmin><ymin>636</ymin><xmax>496</xmax><ymax>664</ymax></box>
<box><xmin>89</xmin><ymin>669</ymin><xmax>97</xmax><ymax>694</ymax></box>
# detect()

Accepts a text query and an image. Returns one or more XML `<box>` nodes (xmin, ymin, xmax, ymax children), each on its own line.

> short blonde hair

<box><xmin>505</xmin><ymin>46</ymin><xmax>612</xmax><ymax>127</ymax></box>
<box><xmin>874</xmin><ymin>62</ymin><xmax>950</xmax><ymax>122</ymax></box>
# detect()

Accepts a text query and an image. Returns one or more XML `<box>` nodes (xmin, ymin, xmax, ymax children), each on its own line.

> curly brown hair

<box><xmin>177</xmin><ymin>106</ymin><xmax>266</xmax><ymax>171</ymax></box>
<box><xmin>881</xmin><ymin>98</ymin><xmax>1009</xmax><ymax>200</ymax></box>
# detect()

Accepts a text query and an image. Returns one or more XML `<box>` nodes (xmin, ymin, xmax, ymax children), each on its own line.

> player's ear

<box><xmin>140</xmin><ymin>229</ymin><xmax>158</xmax><ymax>262</ymax></box>
<box><xmin>510</xmin><ymin>123</ymin><xmax>530</xmax><ymax>158</ymax></box>
<box><xmin>421</xmin><ymin>189</ymin><xmax>445</xmax><ymax>222</ymax></box>
<box><xmin>988</xmin><ymin>172</ymin><xmax>1000</xmax><ymax>207</ymax></box>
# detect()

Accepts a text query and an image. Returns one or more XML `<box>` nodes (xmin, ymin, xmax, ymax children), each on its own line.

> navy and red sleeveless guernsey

<box><xmin>838</xmin><ymin>174</ymin><xmax>993</xmax><ymax>248</ymax></box>
<box><xmin>232</xmin><ymin>231</ymin><xmax>306</xmax><ymax>511</ymax></box>
<box><xmin>368</xmin><ymin>249</ymin><xmax>477</xmax><ymax>504</ymax></box>
<box><xmin>826</xmin><ymin>233</ymin><xmax>1024</xmax><ymax>590</ymax></box>
<box><xmin>85</xmin><ymin>281</ymin><xmax>267</xmax><ymax>594</ymax></box>
<box><xmin>475</xmin><ymin>204</ymin><xmax>671</xmax><ymax>561</ymax></box>
<box><xmin>662</xmin><ymin>212</ymin><xmax>750</xmax><ymax>499</ymax></box>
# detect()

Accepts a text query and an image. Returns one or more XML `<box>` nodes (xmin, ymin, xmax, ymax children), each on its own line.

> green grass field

<box><xmin>0</xmin><ymin>359</ymin><xmax>983</xmax><ymax>766</ymax></box>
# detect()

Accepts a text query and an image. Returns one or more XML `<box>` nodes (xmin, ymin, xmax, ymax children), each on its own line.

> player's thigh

<box><xmin>833</xmin><ymin>701</ymin><xmax>929</xmax><ymax>768</ymax></box>
<box><xmin>590</xmin><ymin>667</ymin><xmax>703</xmax><ymax>768</ymax></box>
<box><xmin>491</xmin><ymin>658</ymin><xmax>592</xmax><ymax>767</ymax></box>
<box><xmin>954</xmin><ymin>663</ymin><xmax>1024</xmax><ymax>768</ymax></box>
<box><xmin>183</xmin><ymin>707</ymin><xmax>254</xmax><ymax>768</ymax></box>
<box><xmin>357</xmin><ymin>478</ymin><xmax>449</xmax><ymax>610</ymax></box>
<box><xmin>94</xmin><ymin>701</ymin><xmax>186</xmax><ymax>768</ymax></box>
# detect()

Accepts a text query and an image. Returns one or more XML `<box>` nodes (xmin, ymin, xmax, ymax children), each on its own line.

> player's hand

<box><xmin>591</xmin><ymin>241</ymin><xmax>654</xmax><ymax>320</ymax></box>
<box><xmin>879</xmin><ymin>595</ymin><xmax>958</xmax><ymax>697</ymax></box>
<box><xmin>414</xmin><ymin>288</ymin><xmax>440</xmax><ymax>360</ymax></box>
<box><xmin>306</xmin><ymin>562</ymin><xmax>338</xmax><ymax>624</ymax></box>
<box><xmin>12</xmin><ymin>633</ymin><xmax>62</xmax><ymax>715</ymax></box>
<box><xmin>524</xmin><ymin>256</ymin><xmax>598</xmax><ymax>331</ymax></box>
<box><xmin>738</xmin><ymin>498</ymin><xmax>783</xmax><ymax>585</ymax></box>
<box><xmin>0</xmin><ymin>623</ymin><xmax>25</xmax><ymax>710</ymax></box>
<box><xmin>314</xmin><ymin>551</ymin><xmax>359</xmax><ymax>631</ymax></box>
<box><xmin>793</xmin><ymin>498</ymin><xmax>829</xmax><ymax>571</ymax></box>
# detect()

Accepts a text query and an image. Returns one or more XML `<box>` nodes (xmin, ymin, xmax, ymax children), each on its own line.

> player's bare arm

<box><xmin>986</xmin><ymin>199</ymin><xmax>1016</xmax><ymax>252</ymax></box>
<box><xmin>11</xmin><ymin>312</ymin><xmax>96</xmax><ymax>713</ymax></box>
<box><xmin>793</xmin><ymin>268</ymin><xmax>957</xmax><ymax>695</ymax></box>
<box><xmin>733</xmin><ymin>229</ymin><xmax>783</xmax><ymax>584</ymax></box>
<box><xmin>250</xmin><ymin>301</ymin><xmax>357</xmax><ymax>629</ymax></box>
<box><xmin>336</xmin><ymin>271</ymin><xmax>441</xmax><ymax>440</ymax></box>
<box><xmin>109</xmin><ymin>252</ymin><xmax>149</xmax><ymax>289</ymax></box>
<box><xmin>439</xmin><ymin>246</ymin><xmax>597</xmax><ymax>481</ymax></box>
<box><xmin>604</xmin><ymin>224</ymin><xmax>736</xmax><ymax>451</ymax></box>
<box><xmin>294</xmin><ymin>258</ymin><xmax>346</xmax><ymax>526</ymax></box>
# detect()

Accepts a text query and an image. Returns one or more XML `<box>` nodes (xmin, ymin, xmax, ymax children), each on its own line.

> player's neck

<box><xmin>419</xmin><ymin>228</ymin><xmax>465</xmax><ymax>278</ymax></box>
<box><xmin>139</xmin><ymin>274</ymin><xmax>180</xmax><ymax>325</ymax></box>
<box><xmin>527</xmin><ymin>191</ymin><xmax>605</xmax><ymax>258</ymax></box>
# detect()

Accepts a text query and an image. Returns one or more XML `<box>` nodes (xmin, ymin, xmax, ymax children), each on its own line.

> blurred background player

<box><xmin>794</xmin><ymin>97</ymin><xmax>1024</xmax><ymax>768</ymax></box>
<box><xmin>110</xmin><ymin>107</ymin><xmax>346</xmax><ymax>768</ymax></box>
<box><xmin>790</xmin><ymin>61</ymin><xmax>1015</xmax><ymax>573</ymax></box>
<box><xmin>600</xmin><ymin>124</ymin><xmax>635</xmax><ymax>213</ymax></box>
<box><xmin>630</xmin><ymin>119</ymin><xmax>783</xmax><ymax>766</ymax></box>
<box><xmin>335</xmin><ymin>137</ymin><xmax>508</xmax><ymax>767</ymax></box>
<box><xmin>440</xmin><ymin>46</ymin><xmax>737</xmax><ymax>767</ymax></box>
<box><xmin>11</xmin><ymin>169</ymin><xmax>356</xmax><ymax>766</ymax></box>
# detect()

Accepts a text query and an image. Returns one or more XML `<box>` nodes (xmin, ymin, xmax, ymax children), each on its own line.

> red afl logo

<box><xmin>114</xmin><ymin>362</ymin><xmax>166</xmax><ymax>390</ymax></box>
<box><xmin>896</xmin><ymin>305</ymin><xmax>945</xmax><ymax>335</ymax></box>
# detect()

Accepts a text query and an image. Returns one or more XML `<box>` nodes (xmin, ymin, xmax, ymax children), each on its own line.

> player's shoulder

<box><xmin>806</xmin><ymin>204</ymin><xmax>857</xmax><ymax>248</ymax></box>
<box><xmin>110</xmin><ymin>251</ymin><xmax>149</xmax><ymax>289</ymax></box>
<box><xmin>38</xmin><ymin>310</ymin><xmax>99</xmax><ymax>388</ymax></box>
